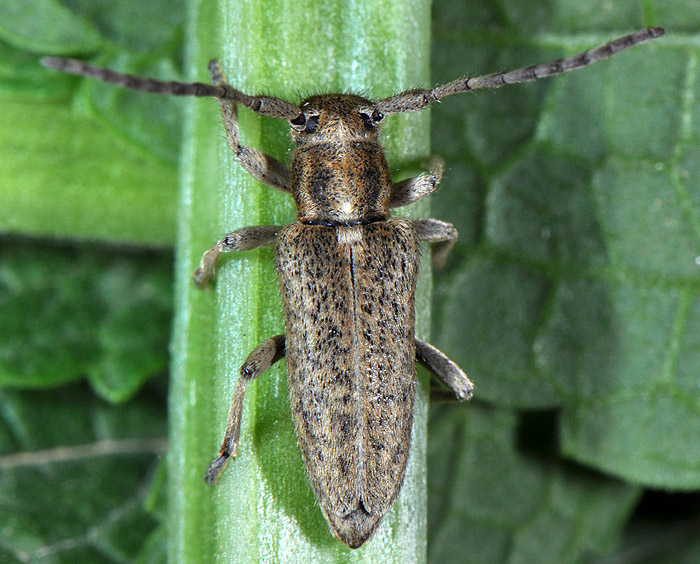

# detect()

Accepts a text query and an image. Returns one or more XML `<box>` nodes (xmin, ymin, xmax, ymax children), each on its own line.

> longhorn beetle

<box><xmin>43</xmin><ymin>26</ymin><xmax>665</xmax><ymax>548</ymax></box>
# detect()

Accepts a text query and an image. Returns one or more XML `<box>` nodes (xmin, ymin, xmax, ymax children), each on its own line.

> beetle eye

<box><xmin>360</xmin><ymin>110</ymin><xmax>383</xmax><ymax>129</ymax></box>
<box><xmin>305</xmin><ymin>115</ymin><xmax>320</xmax><ymax>133</ymax></box>
<box><xmin>360</xmin><ymin>113</ymin><xmax>375</xmax><ymax>129</ymax></box>
<box><xmin>290</xmin><ymin>113</ymin><xmax>306</xmax><ymax>129</ymax></box>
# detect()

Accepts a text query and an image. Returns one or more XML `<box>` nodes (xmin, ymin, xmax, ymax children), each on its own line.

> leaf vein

<box><xmin>0</xmin><ymin>437</ymin><xmax>167</xmax><ymax>469</ymax></box>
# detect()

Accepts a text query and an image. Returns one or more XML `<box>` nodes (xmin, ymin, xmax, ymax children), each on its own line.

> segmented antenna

<box><xmin>376</xmin><ymin>27</ymin><xmax>665</xmax><ymax>115</ymax></box>
<box><xmin>41</xmin><ymin>56</ymin><xmax>302</xmax><ymax>119</ymax></box>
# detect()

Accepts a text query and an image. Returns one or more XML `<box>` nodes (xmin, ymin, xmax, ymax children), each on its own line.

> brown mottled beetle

<box><xmin>42</xmin><ymin>26</ymin><xmax>664</xmax><ymax>548</ymax></box>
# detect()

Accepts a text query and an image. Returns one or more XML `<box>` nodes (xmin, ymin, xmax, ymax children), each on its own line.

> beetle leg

<box><xmin>193</xmin><ymin>225</ymin><xmax>281</xmax><ymax>288</ymax></box>
<box><xmin>389</xmin><ymin>155</ymin><xmax>444</xmax><ymax>208</ymax></box>
<box><xmin>412</xmin><ymin>217</ymin><xmax>458</xmax><ymax>267</ymax></box>
<box><xmin>205</xmin><ymin>335</ymin><xmax>286</xmax><ymax>485</ymax></box>
<box><xmin>415</xmin><ymin>339</ymin><xmax>473</xmax><ymax>402</ymax></box>
<box><xmin>209</xmin><ymin>60</ymin><xmax>292</xmax><ymax>194</ymax></box>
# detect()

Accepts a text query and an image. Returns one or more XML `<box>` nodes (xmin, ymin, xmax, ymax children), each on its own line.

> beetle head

<box><xmin>290</xmin><ymin>94</ymin><xmax>384</xmax><ymax>145</ymax></box>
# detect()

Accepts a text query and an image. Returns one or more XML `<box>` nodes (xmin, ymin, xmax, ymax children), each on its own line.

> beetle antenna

<box><xmin>374</xmin><ymin>27</ymin><xmax>665</xmax><ymax>115</ymax></box>
<box><xmin>41</xmin><ymin>56</ymin><xmax>302</xmax><ymax>120</ymax></box>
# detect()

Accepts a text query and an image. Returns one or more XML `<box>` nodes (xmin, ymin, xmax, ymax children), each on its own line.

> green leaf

<box><xmin>81</xmin><ymin>53</ymin><xmax>187</xmax><ymax>165</ymax></box>
<box><xmin>0</xmin><ymin>91</ymin><xmax>180</xmax><ymax>245</ymax></box>
<box><xmin>0</xmin><ymin>239</ymin><xmax>172</xmax><ymax>403</ymax></box>
<box><xmin>0</xmin><ymin>0</ymin><xmax>102</xmax><ymax>54</ymax></box>
<box><xmin>587</xmin><ymin>492</ymin><xmax>700</xmax><ymax>564</ymax></box>
<box><xmin>431</xmin><ymin>0</ymin><xmax>700</xmax><ymax>492</ymax></box>
<box><xmin>428</xmin><ymin>405</ymin><xmax>641</xmax><ymax>564</ymax></box>
<box><xmin>60</xmin><ymin>0</ymin><xmax>187</xmax><ymax>53</ymax></box>
<box><xmin>0</xmin><ymin>2</ymin><xmax>184</xmax><ymax>245</ymax></box>
<box><xmin>0</xmin><ymin>385</ymin><xmax>166</xmax><ymax>563</ymax></box>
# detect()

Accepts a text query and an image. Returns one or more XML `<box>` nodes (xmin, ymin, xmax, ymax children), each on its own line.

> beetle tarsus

<box><xmin>204</xmin><ymin>454</ymin><xmax>230</xmax><ymax>485</ymax></box>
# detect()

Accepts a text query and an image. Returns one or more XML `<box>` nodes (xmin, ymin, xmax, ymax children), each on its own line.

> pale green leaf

<box><xmin>0</xmin><ymin>0</ymin><xmax>102</xmax><ymax>54</ymax></box>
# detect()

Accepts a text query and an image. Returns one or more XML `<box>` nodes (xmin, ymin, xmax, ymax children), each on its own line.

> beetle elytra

<box><xmin>42</xmin><ymin>25</ymin><xmax>664</xmax><ymax>548</ymax></box>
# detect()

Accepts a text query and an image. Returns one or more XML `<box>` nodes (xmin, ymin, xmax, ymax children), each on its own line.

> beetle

<box><xmin>42</xmin><ymin>25</ymin><xmax>664</xmax><ymax>548</ymax></box>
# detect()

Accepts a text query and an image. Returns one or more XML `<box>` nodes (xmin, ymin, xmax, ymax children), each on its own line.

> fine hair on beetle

<box><xmin>42</xmin><ymin>26</ymin><xmax>664</xmax><ymax>549</ymax></box>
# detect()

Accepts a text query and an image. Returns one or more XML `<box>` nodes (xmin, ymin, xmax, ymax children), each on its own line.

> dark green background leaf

<box><xmin>0</xmin><ymin>239</ymin><xmax>172</xmax><ymax>403</ymax></box>
<box><xmin>431</xmin><ymin>0</ymin><xmax>700</xmax><ymax>492</ymax></box>
<box><xmin>0</xmin><ymin>385</ymin><xmax>166</xmax><ymax>563</ymax></box>
<box><xmin>428</xmin><ymin>405</ymin><xmax>641</xmax><ymax>564</ymax></box>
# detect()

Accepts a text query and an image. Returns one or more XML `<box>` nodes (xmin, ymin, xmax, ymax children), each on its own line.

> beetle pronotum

<box><xmin>43</xmin><ymin>25</ymin><xmax>664</xmax><ymax>548</ymax></box>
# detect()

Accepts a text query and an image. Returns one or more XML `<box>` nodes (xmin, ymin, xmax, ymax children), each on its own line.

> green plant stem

<box><xmin>170</xmin><ymin>0</ymin><xmax>433</xmax><ymax>561</ymax></box>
